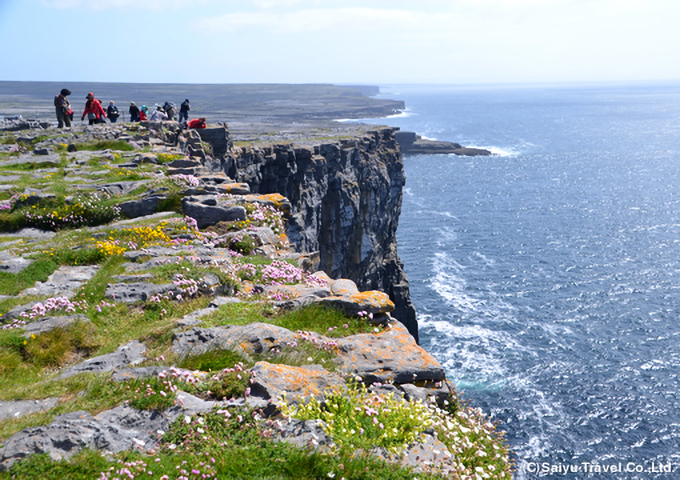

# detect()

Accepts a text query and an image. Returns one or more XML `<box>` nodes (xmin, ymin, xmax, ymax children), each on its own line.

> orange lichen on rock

<box><xmin>254</xmin><ymin>193</ymin><xmax>291</xmax><ymax>215</ymax></box>
<box><xmin>249</xmin><ymin>361</ymin><xmax>345</xmax><ymax>405</ymax></box>
<box><xmin>336</xmin><ymin>321</ymin><xmax>444</xmax><ymax>384</ymax></box>
<box><xmin>349</xmin><ymin>291</ymin><xmax>395</xmax><ymax>313</ymax></box>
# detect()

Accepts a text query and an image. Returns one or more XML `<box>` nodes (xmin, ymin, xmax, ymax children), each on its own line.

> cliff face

<box><xmin>216</xmin><ymin>128</ymin><xmax>418</xmax><ymax>341</ymax></box>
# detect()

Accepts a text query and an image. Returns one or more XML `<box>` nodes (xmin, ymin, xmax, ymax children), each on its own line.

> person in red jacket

<box><xmin>187</xmin><ymin>117</ymin><xmax>207</xmax><ymax>129</ymax></box>
<box><xmin>81</xmin><ymin>92</ymin><xmax>106</xmax><ymax>125</ymax></box>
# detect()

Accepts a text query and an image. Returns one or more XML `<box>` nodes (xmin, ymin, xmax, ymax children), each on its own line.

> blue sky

<box><xmin>1</xmin><ymin>0</ymin><xmax>679</xmax><ymax>85</ymax></box>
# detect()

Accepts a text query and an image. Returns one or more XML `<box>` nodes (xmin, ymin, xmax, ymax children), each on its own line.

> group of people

<box><xmin>54</xmin><ymin>90</ymin><xmax>205</xmax><ymax>129</ymax></box>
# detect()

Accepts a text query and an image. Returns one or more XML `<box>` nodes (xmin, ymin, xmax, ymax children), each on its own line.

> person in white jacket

<box><xmin>149</xmin><ymin>106</ymin><xmax>168</xmax><ymax>122</ymax></box>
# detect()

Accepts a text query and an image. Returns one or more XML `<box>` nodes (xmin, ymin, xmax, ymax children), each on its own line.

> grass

<box><xmin>0</xmin><ymin>436</ymin><xmax>439</xmax><ymax>480</ymax></box>
<box><xmin>74</xmin><ymin>140</ymin><xmax>136</xmax><ymax>152</ymax></box>
<box><xmin>0</xmin><ymin>254</ymin><xmax>58</xmax><ymax>295</ymax></box>
<box><xmin>204</xmin><ymin>302</ymin><xmax>379</xmax><ymax>337</ymax></box>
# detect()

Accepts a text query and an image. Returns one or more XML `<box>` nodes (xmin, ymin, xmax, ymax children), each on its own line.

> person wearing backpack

<box><xmin>179</xmin><ymin>99</ymin><xmax>190</xmax><ymax>123</ymax></box>
<box><xmin>107</xmin><ymin>101</ymin><xmax>120</xmax><ymax>123</ymax></box>
<box><xmin>81</xmin><ymin>92</ymin><xmax>106</xmax><ymax>125</ymax></box>
<box><xmin>54</xmin><ymin>88</ymin><xmax>73</xmax><ymax>128</ymax></box>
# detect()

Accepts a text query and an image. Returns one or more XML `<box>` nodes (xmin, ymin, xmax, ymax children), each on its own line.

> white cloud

<box><xmin>40</xmin><ymin>0</ymin><xmax>210</xmax><ymax>10</ymax></box>
<box><xmin>195</xmin><ymin>7</ymin><xmax>454</xmax><ymax>34</ymax></box>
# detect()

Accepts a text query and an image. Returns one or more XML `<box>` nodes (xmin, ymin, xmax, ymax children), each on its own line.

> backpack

<box><xmin>54</xmin><ymin>95</ymin><xmax>61</xmax><ymax>107</ymax></box>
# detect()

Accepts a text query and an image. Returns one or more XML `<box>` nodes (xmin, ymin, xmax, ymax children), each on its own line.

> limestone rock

<box><xmin>59</xmin><ymin>340</ymin><xmax>147</xmax><ymax>379</ymax></box>
<box><xmin>319</xmin><ymin>290</ymin><xmax>394</xmax><ymax>316</ymax></box>
<box><xmin>105</xmin><ymin>282</ymin><xmax>179</xmax><ymax>303</ymax></box>
<box><xmin>95</xmin><ymin>180</ymin><xmax>150</xmax><ymax>197</ymax></box>
<box><xmin>271</xmin><ymin>418</ymin><xmax>331</xmax><ymax>449</ymax></box>
<box><xmin>21</xmin><ymin>266</ymin><xmax>98</xmax><ymax>298</ymax></box>
<box><xmin>330</xmin><ymin>278</ymin><xmax>359</xmax><ymax>296</ymax></box>
<box><xmin>181</xmin><ymin>196</ymin><xmax>247</xmax><ymax>229</ymax></box>
<box><xmin>22</xmin><ymin>314</ymin><xmax>91</xmax><ymax>337</ymax></box>
<box><xmin>118</xmin><ymin>195</ymin><xmax>167</xmax><ymax>219</ymax></box>
<box><xmin>0</xmin><ymin>252</ymin><xmax>33</xmax><ymax>274</ymax></box>
<box><xmin>248</xmin><ymin>361</ymin><xmax>345</xmax><ymax>405</ymax></box>
<box><xmin>336</xmin><ymin>322</ymin><xmax>445</xmax><ymax>384</ymax></box>
<box><xmin>172</xmin><ymin>323</ymin><xmax>298</xmax><ymax>359</ymax></box>
<box><xmin>0</xmin><ymin>398</ymin><xmax>59</xmax><ymax>421</ymax></box>
<box><xmin>224</xmin><ymin>131</ymin><xmax>418</xmax><ymax>340</ymax></box>
<box><xmin>0</xmin><ymin>405</ymin><xmax>176</xmax><ymax>471</ymax></box>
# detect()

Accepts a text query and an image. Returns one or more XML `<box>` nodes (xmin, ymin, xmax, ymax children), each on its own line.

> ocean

<box><xmin>356</xmin><ymin>83</ymin><xmax>680</xmax><ymax>479</ymax></box>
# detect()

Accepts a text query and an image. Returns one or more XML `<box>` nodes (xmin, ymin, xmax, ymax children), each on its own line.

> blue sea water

<box><xmin>356</xmin><ymin>83</ymin><xmax>680</xmax><ymax>478</ymax></box>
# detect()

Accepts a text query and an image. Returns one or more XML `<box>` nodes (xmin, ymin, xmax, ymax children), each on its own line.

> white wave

<box><xmin>332</xmin><ymin>107</ymin><xmax>412</xmax><ymax>123</ymax></box>
<box><xmin>333</xmin><ymin>117</ymin><xmax>359</xmax><ymax>123</ymax></box>
<box><xmin>464</xmin><ymin>145</ymin><xmax>520</xmax><ymax>157</ymax></box>
<box><xmin>385</xmin><ymin>109</ymin><xmax>413</xmax><ymax>118</ymax></box>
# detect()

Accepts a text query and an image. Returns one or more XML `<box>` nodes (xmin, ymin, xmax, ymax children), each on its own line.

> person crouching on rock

<box><xmin>187</xmin><ymin>117</ymin><xmax>207</xmax><ymax>129</ymax></box>
<box><xmin>81</xmin><ymin>92</ymin><xmax>106</xmax><ymax>125</ymax></box>
<box><xmin>54</xmin><ymin>88</ymin><xmax>73</xmax><ymax>128</ymax></box>
<box><xmin>139</xmin><ymin>105</ymin><xmax>149</xmax><ymax>121</ymax></box>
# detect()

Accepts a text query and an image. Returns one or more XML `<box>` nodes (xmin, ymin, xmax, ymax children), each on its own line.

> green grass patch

<box><xmin>0</xmin><ymin>254</ymin><xmax>58</xmax><ymax>295</ymax></box>
<box><xmin>75</xmin><ymin>140</ymin><xmax>135</xmax><ymax>152</ymax></box>
<box><xmin>74</xmin><ymin>255</ymin><xmax>126</xmax><ymax>305</ymax></box>
<box><xmin>18</xmin><ymin>321</ymin><xmax>101</xmax><ymax>369</ymax></box>
<box><xmin>205</xmin><ymin>302</ymin><xmax>376</xmax><ymax>337</ymax></box>
<box><xmin>1</xmin><ymin>436</ymin><xmax>437</xmax><ymax>480</ymax></box>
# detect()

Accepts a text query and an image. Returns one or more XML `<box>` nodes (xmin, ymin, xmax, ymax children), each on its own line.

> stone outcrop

<box><xmin>213</xmin><ymin>128</ymin><xmax>418</xmax><ymax>341</ymax></box>
<box><xmin>0</xmin><ymin>406</ymin><xmax>175</xmax><ymax>470</ymax></box>
<box><xmin>394</xmin><ymin>130</ymin><xmax>492</xmax><ymax>156</ymax></box>
<box><xmin>58</xmin><ymin>340</ymin><xmax>147</xmax><ymax>379</ymax></box>
<box><xmin>0</xmin><ymin>121</ymin><xmax>481</xmax><ymax>476</ymax></box>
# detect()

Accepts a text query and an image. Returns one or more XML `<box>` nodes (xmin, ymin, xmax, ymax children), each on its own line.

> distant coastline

<box><xmin>0</xmin><ymin>81</ymin><xmax>403</xmax><ymax>137</ymax></box>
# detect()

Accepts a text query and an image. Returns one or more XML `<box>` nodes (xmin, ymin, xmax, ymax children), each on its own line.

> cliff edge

<box><xmin>0</xmin><ymin>121</ymin><xmax>511</xmax><ymax>478</ymax></box>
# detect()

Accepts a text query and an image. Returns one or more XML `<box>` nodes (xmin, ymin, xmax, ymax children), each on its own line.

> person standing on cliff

<box><xmin>129</xmin><ymin>102</ymin><xmax>140</xmax><ymax>122</ymax></box>
<box><xmin>179</xmin><ymin>99</ymin><xmax>190</xmax><ymax>123</ymax></box>
<box><xmin>54</xmin><ymin>88</ymin><xmax>72</xmax><ymax>128</ymax></box>
<box><xmin>81</xmin><ymin>92</ymin><xmax>106</xmax><ymax>125</ymax></box>
<box><xmin>107</xmin><ymin>101</ymin><xmax>120</xmax><ymax>123</ymax></box>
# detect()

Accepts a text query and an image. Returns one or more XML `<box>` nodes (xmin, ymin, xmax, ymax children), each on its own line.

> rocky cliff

<box><xmin>207</xmin><ymin>127</ymin><xmax>419</xmax><ymax>341</ymax></box>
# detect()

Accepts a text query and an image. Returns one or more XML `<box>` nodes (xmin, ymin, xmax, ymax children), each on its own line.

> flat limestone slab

<box><xmin>336</xmin><ymin>321</ymin><xmax>445</xmax><ymax>384</ymax></box>
<box><xmin>21</xmin><ymin>265</ymin><xmax>99</xmax><ymax>298</ymax></box>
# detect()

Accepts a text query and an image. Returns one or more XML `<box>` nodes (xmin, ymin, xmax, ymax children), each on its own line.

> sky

<box><xmin>0</xmin><ymin>0</ymin><xmax>679</xmax><ymax>85</ymax></box>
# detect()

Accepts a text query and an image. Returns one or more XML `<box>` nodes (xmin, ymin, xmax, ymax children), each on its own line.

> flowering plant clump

<box><xmin>282</xmin><ymin>381</ymin><xmax>432</xmax><ymax>455</ymax></box>
<box><xmin>261</xmin><ymin>260</ymin><xmax>304</xmax><ymax>284</ymax></box>
<box><xmin>428</xmin><ymin>404</ymin><xmax>513</xmax><ymax>478</ymax></box>
<box><xmin>98</xmin><ymin>455</ymin><xmax>218</xmax><ymax>480</ymax></box>
<box><xmin>168</xmin><ymin>174</ymin><xmax>200</xmax><ymax>188</ymax></box>
<box><xmin>247</xmin><ymin>204</ymin><xmax>284</xmax><ymax>235</ymax></box>
<box><xmin>8</xmin><ymin>143</ymin><xmax>27</xmax><ymax>154</ymax></box>
<box><xmin>215</xmin><ymin>231</ymin><xmax>258</xmax><ymax>255</ymax></box>
<box><xmin>295</xmin><ymin>330</ymin><xmax>340</xmax><ymax>353</ymax></box>
<box><xmin>172</xmin><ymin>274</ymin><xmax>200</xmax><ymax>299</ymax></box>
<box><xmin>231</xmin><ymin>203</ymin><xmax>285</xmax><ymax>236</ymax></box>
<box><xmin>234</xmin><ymin>259</ymin><xmax>323</xmax><ymax>289</ymax></box>
<box><xmin>2</xmin><ymin>318</ymin><xmax>27</xmax><ymax>330</ymax></box>
<box><xmin>20</xmin><ymin>196</ymin><xmax>121</xmax><ymax>231</ymax></box>
<box><xmin>0</xmin><ymin>194</ymin><xmax>19</xmax><ymax>212</ymax></box>
<box><xmin>95</xmin><ymin>224</ymin><xmax>172</xmax><ymax>256</ymax></box>
<box><xmin>126</xmin><ymin>376</ymin><xmax>177</xmax><ymax>411</ymax></box>
<box><xmin>181</xmin><ymin>361</ymin><xmax>251</xmax><ymax>401</ymax></box>
<box><xmin>95</xmin><ymin>217</ymin><xmax>203</xmax><ymax>257</ymax></box>
<box><xmin>282</xmin><ymin>382</ymin><xmax>513</xmax><ymax>478</ymax></box>
<box><xmin>19</xmin><ymin>296</ymin><xmax>87</xmax><ymax>320</ymax></box>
